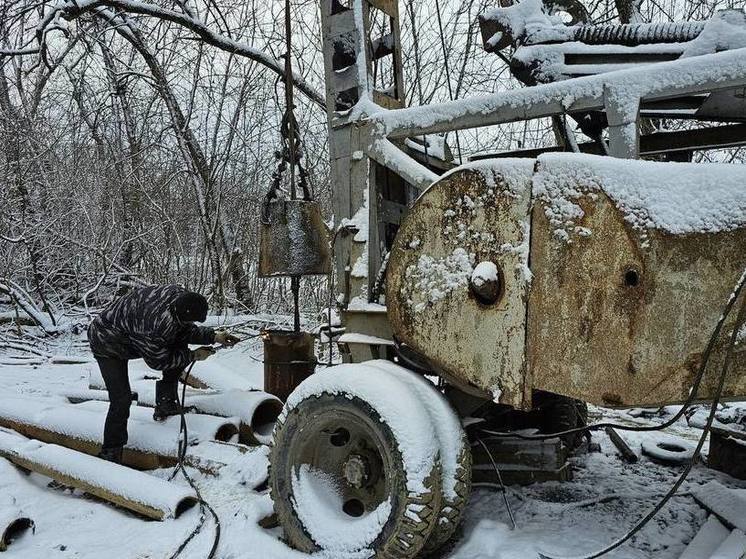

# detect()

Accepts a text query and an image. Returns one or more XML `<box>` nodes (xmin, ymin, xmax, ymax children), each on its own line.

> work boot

<box><xmin>153</xmin><ymin>380</ymin><xmax>181</xmax><ymax>421</ymax></box>
<box><xmin>97</xmin><ymin>446</ymin><xmax>123</xmax><ymax>464</ymax></box>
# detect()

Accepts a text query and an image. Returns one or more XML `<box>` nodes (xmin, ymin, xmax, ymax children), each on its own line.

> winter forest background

<box><xmin>1</xmin><ymin>0</ymin><xmax>745</xmax><ymax>331</ymax></box>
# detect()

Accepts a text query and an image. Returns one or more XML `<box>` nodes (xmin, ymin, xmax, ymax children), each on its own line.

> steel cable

<box><xmin>166</xmin><ymin>359</ymin><xmax>221</xmax><ymax>559</ymax></box>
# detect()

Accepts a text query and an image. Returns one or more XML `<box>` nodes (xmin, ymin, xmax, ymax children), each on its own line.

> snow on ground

<box><xmin>0</xmin><ymin>320</ymin><xmax>745</xmax><ymax>558</ymax></box>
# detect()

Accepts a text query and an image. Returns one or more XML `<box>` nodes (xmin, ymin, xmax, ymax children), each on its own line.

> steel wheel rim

<box><xmin>288</xmin><ymin>407</ymin><xmax>392</xmax><ymax>518</ymax></box>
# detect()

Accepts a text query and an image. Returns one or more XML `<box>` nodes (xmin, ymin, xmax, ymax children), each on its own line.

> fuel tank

<box><xmin>386</xmin><ymin>154</ymin><xmax>746</xmax><ymax>409</ymax></box>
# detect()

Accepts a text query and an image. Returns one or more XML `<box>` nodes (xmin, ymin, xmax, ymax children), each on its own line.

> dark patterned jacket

<box><xmin>88</xmin><ymin>285</ymin><xmax>215</xmax><ymax>371</ymax></box>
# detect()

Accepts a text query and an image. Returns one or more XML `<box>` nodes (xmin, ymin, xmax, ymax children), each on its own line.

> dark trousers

<box><xmin>96</xmin><ymin>357</ymin><xmax>182</xmax><ymax>450</ymax></box>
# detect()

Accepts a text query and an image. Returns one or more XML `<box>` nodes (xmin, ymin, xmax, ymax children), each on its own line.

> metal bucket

<box><xmin>259</xmin><ymin>199</ymin><xmax>331</xmax><ymax>277</ymax></box>
<box><xmin>262</xmin><ymin>329</ymin><xmax>316</xmax><ymax>402</ymax></box>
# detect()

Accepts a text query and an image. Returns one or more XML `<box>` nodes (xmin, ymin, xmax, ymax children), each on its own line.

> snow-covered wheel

<box><xmin>270</xmin><ymin>364</ymin><xmax>443</xmax><ymax>558</ymax></box>
<box><xmin>362</xmin><ymin>361</ymin><xmax>472</xmax><ymax>555</ymax></box>
<box><xmin>421</xmin><ymin>431</ymin><xmax>472</xmax><ymax>556</ymax></box>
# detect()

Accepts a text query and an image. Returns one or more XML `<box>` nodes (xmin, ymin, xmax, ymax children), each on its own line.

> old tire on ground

<box><xmin>362</xmin><ymin>360</ymin><xmax>472</xmax><ymax>555</ymax></box>
<box><xmin>270</xmin><ymin>385</ymin><xmax>442</xmax><ymax>558</ymax></box>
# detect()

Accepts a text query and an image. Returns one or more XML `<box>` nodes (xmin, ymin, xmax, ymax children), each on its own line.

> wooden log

<box><xmin>692</xmin><ymin>481</ymin><xmax>746</xmax><ymax>532</ymax></box>
<box><xmin>605</xmin><ymin>427</ymin><xmax>639</xmax><ymax>463</ymax></box>
<box><xmin>0</xmin><ymin>396</ymin><xmax>237</xmax><ymax>471</ymax></box>
<box><xmin>0</xmin><ymin>430</ymin><xmax>197</xmax><ymax>521</ymax></box>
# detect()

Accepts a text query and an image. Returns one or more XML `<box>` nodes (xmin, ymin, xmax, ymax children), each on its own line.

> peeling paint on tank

<box><xmin>387</xmin><ymin>160</ymin><xmax>535</xmax><ymax>408</ymax></box>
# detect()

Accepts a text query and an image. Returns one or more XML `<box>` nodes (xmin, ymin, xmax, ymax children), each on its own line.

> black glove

<box><xmin>192</xmin><ymin>347</ymin><xmax>216</xmax><ymax>362</ymax></box>
<box><xmin>214</xmin><ymin>330</ymin><xmax>240</xmax><ymax>347</ymax></box>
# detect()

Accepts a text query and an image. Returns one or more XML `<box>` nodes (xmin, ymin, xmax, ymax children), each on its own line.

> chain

<box><xmin>261</xmin><ymin>0</ymin><xmax>312</xmax><ymax>226</ymax></box>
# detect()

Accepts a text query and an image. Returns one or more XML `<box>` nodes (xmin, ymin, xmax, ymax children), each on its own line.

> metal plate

<box><xmin>259</xmin><ymin>200</ymin><xmax>332</xmax><ymax>277</ymax></box>
<box><xmin>528</xmin><ymin>163</ymin><xmax>746</xmax><ymax>407</ymax></box>
<box><xmin>386</xmin><ymin>160</ymin><xmax>535</xmax><ymax>407</ymax></box>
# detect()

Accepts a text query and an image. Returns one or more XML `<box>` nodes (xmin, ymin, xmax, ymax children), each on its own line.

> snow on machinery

<box><xmin>478</xmin><ymin>0</ymin><xmax>746</xmax><ymax>156</ymax></box>
<box><xmin>265</xmin><ymin>0</ymin><xmax>746</xmax><ymax>558</ymax></box>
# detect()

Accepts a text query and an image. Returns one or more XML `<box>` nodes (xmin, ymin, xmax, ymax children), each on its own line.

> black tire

<box><xmin>270</xmin><ymin>392</ymin><xmax>442</xmax><ymax>558</ymax></box>
<box><xmin>361</xmin><ymin>360</ymin><xmax>473</xmax><ymax>556</ymax></box>
<box><xmin>421</xmin><ymin>431</ymin><xmax>472</xmax><ymax>556</ymax></box>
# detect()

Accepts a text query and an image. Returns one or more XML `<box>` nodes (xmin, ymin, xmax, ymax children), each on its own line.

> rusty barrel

<box><xmin>262</xmin><ymin>330</ymin><xmax>316</xmax><ymax>402</ymax></box>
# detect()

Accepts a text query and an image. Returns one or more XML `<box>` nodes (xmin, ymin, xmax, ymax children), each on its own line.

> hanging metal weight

<box><xmin>259</xmin><ymin>199</ymin><xmax>332</xmax><ymax>277</ymax></box>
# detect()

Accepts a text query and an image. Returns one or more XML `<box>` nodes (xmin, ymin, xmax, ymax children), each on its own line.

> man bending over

<box><xmin>88</xmin><ymin>285</ymin><xmax>239</xmax><ymax>463</ymax></box>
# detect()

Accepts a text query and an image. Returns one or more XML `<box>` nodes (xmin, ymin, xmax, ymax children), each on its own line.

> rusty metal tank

<box><xmin>386</xmin><ymin>154</ymin><xmax>746</xmax><ymax>409</ymax></box>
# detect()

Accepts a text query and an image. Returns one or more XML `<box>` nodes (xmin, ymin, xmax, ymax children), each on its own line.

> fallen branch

<box><xmin>0</xmin><ymin>336</ymin><xmax>53</xmax><ymax>358</ymax></box>
<box><xmin>0</xmin><ymin>280</ymin><xmax>58</xmax><ymax>335</ymax></box>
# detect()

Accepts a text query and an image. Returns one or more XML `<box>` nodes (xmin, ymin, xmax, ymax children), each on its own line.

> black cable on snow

<box><xmin>167</xmin><ymin>360</ymin><xmax>221</xmax><ymax>559</ymax></box>
<box><xmin>475</xmin><ymin>438</ymin><xmax>517</xmax><ymax>530</ymax></box>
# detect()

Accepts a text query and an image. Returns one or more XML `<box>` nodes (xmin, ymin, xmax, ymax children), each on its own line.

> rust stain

<box><xmin>602</xmin><ymin>392</ymin><xmax>624</xmax><ymax>407</ymax></box>
<box><xmin>388</xmin><ymin>158</ymin><xmax>746</xmax><ymax>409</ymax></box>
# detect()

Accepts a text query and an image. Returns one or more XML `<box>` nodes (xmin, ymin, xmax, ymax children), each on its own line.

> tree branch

<box><xmin>8</xmin><ymin>0</ymin><xmax>324</xmax><ymax>107</ymax></box>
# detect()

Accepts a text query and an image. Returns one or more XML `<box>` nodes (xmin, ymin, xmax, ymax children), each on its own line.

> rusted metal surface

<box><xmin>527</xmin><ymin>164</ymin><xmax>746</xmax><ymax>408</ymax></box>
<box><xmin>386</xmin><ymin>160</ymin><xmax>535</xmax><ymax>407</ymax></box>
<box><xmin>262</xmin><ymin>330</ymin><xmax>316</xmax><ymax>402</ymax></box>
<box><xmin>259</xmin><ymin>200</ymin><xmax>331</xmax><ymax>277</ymax></box>
<box><xmin>386</xmin><ymin>155</ymin><xmax>746</xmax><ymax>409</ymax></box>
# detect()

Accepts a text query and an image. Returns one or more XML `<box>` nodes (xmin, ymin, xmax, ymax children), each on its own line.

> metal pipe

<box><xmin>369</xmin><ymin>48</ymin><xmax>746</xmax><ymax>140</ymax></box>
<box><xmin>363</xmin><ymin>133</ymin><xmax>438</xmax><ymax>191</ymax></box>
<box><xmin>0</xmin><ymin>429</ymin><xmax>197</xmax><ymax>521</ymax></box>
<box><xmin>0</xmin><ymin>397</ymin><xmax>237</xmax><ymax>470</ymax></box>
<box><xmin>69</xmin><ymin>385</ymin><xmax>282</xmax><ymax>446</ymax></box>
<box><xmin>0</xmin><ymin>509</ymin><xmax>33</xmax><ymax>552</ymax></box>
<box><xmin>86</xmin><ymin>373</ymin><xmax>281</xmax><ymax>446</ymax></box>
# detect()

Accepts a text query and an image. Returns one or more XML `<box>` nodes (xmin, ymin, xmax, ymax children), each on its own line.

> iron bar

<box><xmin>371</xmin><ymin>48</ymin><xmax>746</xmax><ymax>140</ymax></box>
